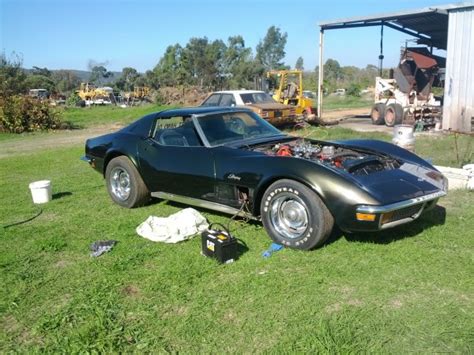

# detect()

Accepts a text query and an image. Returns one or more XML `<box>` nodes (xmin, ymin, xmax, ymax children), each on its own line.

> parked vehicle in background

<box><xmin>28</xmin><ymin>89</ymin><xmax>49</xmax><ymax>100</ymax></box>
<box><xmin>76</xmin><ymin>83</ymin><xmax>115</xmax><ymax>106</ymax></box>
<box><xmin>201</xmin><ymin>90</ymin><xmax>296</xmax><ymax>126</ymax></box>
<box><xmin>370</xmin><ymin>48</ymin><xmax>443</xmax><ymax>128</ymax></box>
<box><xmin>266</xmin><ymin>70</ymin><xmax>317</xmax><ymax>121</ymax></box>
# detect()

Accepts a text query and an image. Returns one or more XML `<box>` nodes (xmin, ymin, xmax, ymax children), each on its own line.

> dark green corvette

<box><xmin>82</xmin><ymin>107</ymin><xmax>447</xmax><ymax>250</ymax></box>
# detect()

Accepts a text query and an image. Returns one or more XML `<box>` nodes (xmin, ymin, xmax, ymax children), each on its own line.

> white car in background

<box><xmin>201</xmin><ymin>90</ymin><xmax>296</xmax><ymax>126</ymax></box>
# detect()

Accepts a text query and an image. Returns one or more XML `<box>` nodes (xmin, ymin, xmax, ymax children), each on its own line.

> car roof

<box><xmin>210</xmin><ymin>90</ymin><xmax>265</xmax><ymax>94</ymax></box>
<box><xmin>156</xmin><ymin>106</ymin><xmax>252</xmax><ymax>117</ymax></box>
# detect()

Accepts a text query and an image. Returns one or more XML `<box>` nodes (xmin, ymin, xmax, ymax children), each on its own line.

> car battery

<box><xmin>201</xmin><ymin>223</ymin><xmax>238</xmax><ymax>264</ymax></box>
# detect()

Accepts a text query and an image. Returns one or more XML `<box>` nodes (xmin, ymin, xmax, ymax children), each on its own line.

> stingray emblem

<box><xmin>228</xmin><ymin>174</ymin><xmax>241</xmax><ymax>181</ymax></box>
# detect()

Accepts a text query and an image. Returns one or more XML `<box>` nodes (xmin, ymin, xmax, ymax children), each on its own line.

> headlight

<box><xmin>443</xmin><ymin>176</ymin><xmax>449</xmax><ymax>192</ymax></box>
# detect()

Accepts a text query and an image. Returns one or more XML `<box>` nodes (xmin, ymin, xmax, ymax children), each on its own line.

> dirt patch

<box><xmin>329</xmin><ymin>285</ymin><xmax>356</xmax><ymax>296</ymax></box>
<box><xmin>122</xmin><ymin>285</ymin><xmax>141</xmax><ymax>298</ymax></box>
<box><xmin>54</xmin><ymin>259</ymin><xmax>71</xmax><ymax>268</ymax></box>
<box><xmin>162</xmin><ymin>305</ymin><xmax>189</xmax><ymax>318</ymax></box>
<box><xmin>2</xmin><ymin>315</ymin><xmax>20</xmax><ymax>333</ymax></box>
<box><xmin>325</xmin><ymin>302</ymin><xmax>343</xmax><ymax>313</ymax></box>
<box><xmin>321</xmin><ymin>107</ymin><xmax>371</xmax><ymax>121</ymax></box>
<box><xmin>389</xmin><ymin>299</ymin><xmax>404</xmax><ymax>309</ymax></box>
<box><xmin>325</xmin><ymin>286</ymin><xmax>364</xmax><ymax>313</ymax></box>
<box><xmin>0</xmin><ymin>123</ymin><xmax>123</xmax><ymax>159</ymax></box>
<box><xmin>1</xmin><ymin>314</ymin><xmax>44</xmax><ymax>346</ymax></box>
<box><xmin>156</xmin><ymin>86</ymin><xmax>209</xmax><ymax>106</ymax></box>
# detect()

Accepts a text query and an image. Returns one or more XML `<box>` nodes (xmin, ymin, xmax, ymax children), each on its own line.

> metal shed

<box><xmin>318</xmin><ymin>3</ymin><xmax>474</xmax><ymax>132</ymax></box>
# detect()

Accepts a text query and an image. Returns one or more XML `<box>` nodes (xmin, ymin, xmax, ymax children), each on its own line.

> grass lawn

<box><xmin>323</xmin><ymin>94</ymin><xmax>373</xmax><ymax>111</ymax></box>
<box><xmin>0</xmin><ymin>125</ymin><xmax>472</xmax><ymax>352</ymax></box>
<box><xmin>60</xmin><ymin>104</ymin><xmax>169</xmax><ymax>128</ymax></box>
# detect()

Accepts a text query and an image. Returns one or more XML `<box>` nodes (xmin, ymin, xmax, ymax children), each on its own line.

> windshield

<box><xmin>196</xmin><ymin>111</ymin><xmax>283</xmax><ymax>146</ymax></box>
<box><xmin>239</xmin><ymin>92</ymin><xmax>276</xmax><ymax>104</ymax></box>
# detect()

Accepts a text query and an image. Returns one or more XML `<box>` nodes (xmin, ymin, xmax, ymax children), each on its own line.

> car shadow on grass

<box><xmin>52</xmin><ymin>191</ymin><xmax>73</xmax><ymax>200</ymax></box>
<box><xmin>326</xmin><ymin>205</ymin><xmax>447</xmax><ymax>245</ymax></box>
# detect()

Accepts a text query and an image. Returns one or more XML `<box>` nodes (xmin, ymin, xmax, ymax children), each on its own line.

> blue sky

<box><xmin>1</xmin><ymin>0</ymin><xmax>452</xmax><ymax>72</ymax></box>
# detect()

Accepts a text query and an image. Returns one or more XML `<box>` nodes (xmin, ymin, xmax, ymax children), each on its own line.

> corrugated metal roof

<box><xmin>319</xmin><ymin>3</ymin><xmax>474</xmax><ymax>50</ymax></box>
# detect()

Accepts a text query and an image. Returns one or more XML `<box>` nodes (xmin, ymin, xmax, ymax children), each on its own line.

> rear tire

<box><xmin>384</xmin><ymin>103</ymin><xmax>403</xmax><ymax>127</ymax></box>
<box><xmin>370</xmin><ymin>103</ymin><xmax>385</xmax><ymax>125</ymax></box>
<box><xmin>260</xmin><ymin>179</ymin><xmax>334</xmax><ymax>250</ymax></box>
<box><xmin>105</xmin><ymin>156</ymin><xmax>150</xmax><ymax>208</ymax></box>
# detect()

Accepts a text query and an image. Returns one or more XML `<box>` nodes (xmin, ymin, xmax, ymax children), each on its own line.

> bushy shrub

<box><xmin>66</xmin><ymin>92</ymin><xmax>81</xmax><ymax>106</ymax></box>
<box><xmin>0</xmin><ymin>95</ymin><xmax>62</xmax><ymax>133</ymax></box>
<box><xmin>154</xmin><ymin>91</ymin><xmax>166</xmax><ymax>105</ymax></box>
<box><xmin>346</xmin><ymin>83</ymin><xmax>362</xmax><ymax>97</ymax></box>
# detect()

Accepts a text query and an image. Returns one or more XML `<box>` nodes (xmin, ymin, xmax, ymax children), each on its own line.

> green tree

<box><xmin>153</xmin><ymin>44</ymin><xmax>186</xmax><ymax>86</ymax></box>
<box><xmin>52</xmin><ymin>70</ymin><xmax>81</xmax><ymax>94</ymax></box>
<box><xmin>256</xmin><ymin>26</ymin><xmax>288</xmax><ymax>70</ymax></box>
<box><xmin>205</xmin><ymin>39</ymin><xmax>227</xmax><ymax>88</ymax></box>
<box><xmin>324</xmin><ymin>59</ymin><xmax>343</xmax><ymax>92</ymax></box>
<box><xmin>89</xmin><ymin>65</ymin><xmax>113</xmax><ymax>85</ymax></box>
<box><xmin>115</xmin><ymin>67</ymin><xmax>140</xmax><ymax>91</ymax></box>
<box><xmin>144</xmin><ymin>69</ymin><xmax>160</xmax><ymax>89</ymax></box>
<box><xmin>295</xmin><ymin>57</ymin><xmax>304</xmax><ymax>70</ymax></box>
<box><xmin>0</xmin><ymin>52</ymin><xmax>27</xmax><ymax>97</ymax></box>
<box><xmin>24</xmin><ymin>74</ymin><xmax>55</xmax><ymax>92</ymax></box>
<box><xmin>224</xmin><ymin>36</ymin><xmax>256</xmax><ymax>89</ymax></box>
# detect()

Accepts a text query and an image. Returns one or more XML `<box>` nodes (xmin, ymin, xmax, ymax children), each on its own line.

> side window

<box><xmin>219</xmin><ymin>94</ymin><xmax>236</xmax><ymax>107</ymax></box>
<box><xmin>201</xmin><ymin>94</ymin><xmax>221</xmax><ymax>106</ymax></box>
<box><xmin>153</xmin><ymin>116</ymin><xmax>202</xmax><ymax>147</ymax></box>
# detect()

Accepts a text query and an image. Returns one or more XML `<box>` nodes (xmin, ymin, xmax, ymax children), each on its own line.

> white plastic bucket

<box><xmin>29</xmin><ymin>180</ymin><xmax>52</xmax><ymax>204</ymax></box>
<box><xmin>392</xmin><ymin>124</ymin><xmax>415</xmax><ymax>152</ymax></box>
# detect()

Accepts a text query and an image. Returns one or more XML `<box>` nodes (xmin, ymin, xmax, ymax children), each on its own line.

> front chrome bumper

<box><xmin>80</xmin><ymin>155</ymin><xmax>92</xmax><ymax>163</ymax></box>
<box><xmin>356</xmin><ymin>190</ymin><xmax>447</xmax><ymax>230</ymax></box>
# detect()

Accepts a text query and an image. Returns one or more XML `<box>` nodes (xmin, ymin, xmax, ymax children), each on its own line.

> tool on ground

<box><xmin>262</xmin><ymin>243</ymin><xmax>284</xmax><ymax>258</ymax></box>
<box><xmin>90</xmin><ymin>240</ymin><xmax>117</xmax><ymax>257</ymax></box>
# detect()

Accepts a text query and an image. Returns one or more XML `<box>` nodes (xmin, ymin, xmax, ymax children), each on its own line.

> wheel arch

<box><xmin>102</xmin><ymin>150</ymin><xmax>140</xmax><ymax>177</ymax></box>
<box><xmin>252</xmin><ymin>174</ymin><xmax>327</xmax><ymax>217</ymax></box>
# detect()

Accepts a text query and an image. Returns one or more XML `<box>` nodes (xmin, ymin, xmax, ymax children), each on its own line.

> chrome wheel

<box><xmin>110</xmin><ymin>167</ymin><xmax>131</xmax><ymax>201</ymax></box>
<box><xmin>270</xmin><ymin>193</ymin><xmax>309</xmax><ymax>239</ymax></box>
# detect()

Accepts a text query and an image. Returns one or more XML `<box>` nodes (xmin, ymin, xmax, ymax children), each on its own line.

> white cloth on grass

<box><xmin>136</xmin><ymin>208</ymin><xmax>209</xmax><ymax>243</ymax></box>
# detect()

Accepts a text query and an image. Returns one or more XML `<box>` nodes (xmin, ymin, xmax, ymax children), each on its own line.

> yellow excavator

<box><xmin>123</xmin><ymin>86</ymin><xmax>151</xmax><ymax>105</ymax></box>
<box><xmin>266</xmin><ymin>70</ymin><xmax>317</xmax><ymax>120</ymax></box>
<box><xmin>76</xmin><ymin>83</ymin><xmax>114</xmax><ymax>106</ymax></box>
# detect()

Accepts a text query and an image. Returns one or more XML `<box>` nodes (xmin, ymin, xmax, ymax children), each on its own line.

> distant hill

<box><xmin>66</xmin><ymin>70</ymin><xmax>122</xmax><ymax>84</ymax></box>
<box><xmin>24</xmin><ymin>68</ymin><xmax>122</xmax><ymax>84</ymax></box>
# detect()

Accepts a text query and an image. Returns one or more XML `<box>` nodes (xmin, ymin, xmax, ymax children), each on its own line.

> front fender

<box><xmin>223</xmin><ymin>155</ymin><xmax>380</xmax><ymax>222</ymax></box>
<box><xmin>102</xmin><ymin>134</ymin><xmax>141</xmax><ymax>176</ymax></box>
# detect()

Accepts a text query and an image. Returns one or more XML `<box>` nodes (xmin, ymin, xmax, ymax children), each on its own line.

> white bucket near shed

<box><xmin>29</xmin><ymin>180</ymin><xmax>52</xmax><ymax>204</ymax></box>
<box><xmin>392</xmin><ymin>125</ymin><xmax>415</xmax><ymax>152</ymax></box>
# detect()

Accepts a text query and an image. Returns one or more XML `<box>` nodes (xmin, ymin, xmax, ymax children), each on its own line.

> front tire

<box><xmin>370</xmin><ymin>103</ymin><xmax>385</xmax><ymax>125</ymax></box>
<box><xmin>384</xmin><ymin>103</ymin><xmax>403</xmax><ymax>127</ymax></box>
<box><xmin>105</xmin><ymin>156</ymin><xmax>150</xmax><ymax>208</ymax></box>
<box><xmin>260</xmin><ymin>179</ymin><xmax>334</xmax><ymax>250</ymax></box>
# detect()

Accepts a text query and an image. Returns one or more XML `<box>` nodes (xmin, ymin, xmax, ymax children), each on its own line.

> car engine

<box><xmin>250</xmin><ymin>139</ymin><xmax>401</xmax><ymax>175</ymax></box>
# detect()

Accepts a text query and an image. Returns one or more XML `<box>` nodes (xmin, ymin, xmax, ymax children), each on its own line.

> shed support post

<box><xmin>317</xmin><ymin>29</ymin><xmax>324</xmax><ymax>118</ymax></box>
